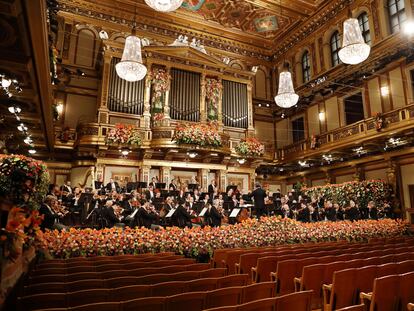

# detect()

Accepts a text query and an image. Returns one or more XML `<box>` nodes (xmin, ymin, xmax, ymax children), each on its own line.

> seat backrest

<box><xmin>376</xmin><ymin>263</ymin><xmax>398</xmax><ymax>278</ymax></box>
<box><xmin>122</xmin><ymin>297</ymin><xmax>166</xmax><ymax>311</ymax></box>
<box><xmin>186</xmin><ymin>277</ymin><xmax>218</xmax><ymax>292</ymax></box>
<box><xmin>354</xmin><ymin>266</ymin><xmax>377</xmax><ymax>297</ymax></box>
<box><xmin>275</xmin><ymin>290</ymin><xmax>313</xmax><ymax>311</ymax></box>
<box><xmin>204</xmin><ymin>306</ymin><xmax>238</xmax><ymax>311</ymax></box>
<box><xmin>187</xmin><ymin>263</ymin><xmax>210</xmax><ymax>271</ymax></box>
<box><xmin>330</xmin><ymin>269</ymin><xmax>357</xmax><ymax>310</ymax></box>
<box><xmin>369</xmin><ymin>275</ymin><xmax>400</xmax><ymax>311</ymax></box>
<box><xmin>24</xmin><ymin>282</ymin><xmax>66</xmax><ymax>295</ymax></box>
<box><xmin>397</xmin><ymin>260</ymin><xmax>414</xmax><ymax>274</ymax></box>
<box><xmin>106</xmin><ymin>276</ymin><xmax>139</xmax><ymax>288</ymax></box>
<box><xmin>205</xmin><ymin>286</ymin><xmax>243</xmax><ymax>309</ymax></box>
<box><xmin>151</xmin><ymin>281</ymin><xmax>187</xmax><ymax>297</ymax></box>
<box><xmin>67</xmin><ymin>289</ymin><xmax>109</xmax><ymax>307</ymax></box>
<box><xmin>200</xmin><ymin>268</ymin><xmax>228</xmax><ymax>278</ymax></box>
<box><xmin>70</xmin><ymin>302</ymin><xmax>121</xmax><ymax>311</ymax></box>
<box><xmin>223</xmin><ymin>250</ymin><xmax>246</xmax><ymax>274</ymax></box>
<box><xmin>255</xmin><ymin>256</ymin><xmax>280</xmax><ymax>283</ymax></box>
<box><xmin>242</xmin><ymin>282</ymin><xmax>276</xmax><ymax>303</ymax></box>
<box><xmin>18</xmin><ymin>293</ymin><xmax>66</xmax><ymax>311</ymax></box>
<box><xmin>217</xmin><ymin>274</ymin><xmax>249</xmax><ymax>288</ymax></box>
<box><xmin>238</xmin><ymin>253</ymin><xmax>261</xmax><ymax>275</ymax></box>
<box><xmin>166</xmin><ymin>291</ymin><xmax>207</xmax><ymax>311</ymax></box>
<box><xmin>237</xmin><ymin>297</ymin><xmax>276</xmax><ymax>311</ymax></box>
<box><xmin>110</xmin><ymin>285</ymin><xmax>151</xmax><ymax>301</ymax></box>
<box><xmin>398</xmin><ymin>271</ymin><xmax>414</xmax><ymax>311</ymax></box>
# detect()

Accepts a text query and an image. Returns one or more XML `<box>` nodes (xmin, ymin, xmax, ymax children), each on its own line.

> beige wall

<box><xmin>307</xmin><ymin>104</ymin><xmax>320</xmax><ymax>135</ymax></box>
<box><xmin>335</xmin><ymin>174</ymin><xmax>354</xmax><ymax>184</ymax></box>
<box><xmin>255</xmin><ymin>121</ymin><xmax>275</xmax><ymax>143</ymax></box>
<box><xmin>389</xmin><ymin>66</ymin><xmax>406</xmax><ymax>109</ymax></box>
<box><xmin>227</xmin><ymin>173</ymin><xmax>250</xmax><ymax>193</ymax></box>
<box><xmin>400</xmin><ymin>163</ymin><xmax>414</xmax><ymax>210</ymax></box>
<box><xmin>104</xmin><ymin>166</ymin><xmax>139</xmax><ymax>186</ymax></box>
<box><xmin>367</xmin><ymin>77</ymin><xmax>382</xmax><ymax>115</ymax></box>
<box><xmin>325</xmin><ymin>96</ymin><xmax>339</xmax><ymax>131</ymax></box>
<box><xmin>365</xmin><ymin>168</ymin><xmax>387</xmax><ymax>181</ymax></box>
<box><xmin>65</xmin><ymin>94</ymin><xmax>97</xmax><ymax>128</ymax></box>
<box><xmin>276</xmin><ymin>119</ymin><xmax>289</xmax><ymax>148</ymax></box>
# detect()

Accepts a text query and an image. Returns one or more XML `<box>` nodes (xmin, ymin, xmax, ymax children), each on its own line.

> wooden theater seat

<box><xmin>360</xmin><ymin>274</ymin><xmax>400</xmax><ymax>311</ymax></box>
<box><xmin>241</xmin><ymin>282</ymin><xmax>276</xmax><ymax>303</ymax></box>
<box><xmin>110</xmin><ymin>284</ymin><xmax>151</xmax><ymax>301</ymax></box>
<box><xmin>408</xmin><ymin>303</ymin><xmax>414</xmax><ymax>311</ymax></box>
<box><xmin>205</xmin><ymin>287</ymin><xmax>243</xmax><ymax>309</ymax></box>
<box><xmin>237</xmin><ymin>297</ymin><xmax>276</xmax><ymax>311</ymax></box>
<box><xmin>216</xmin><ymin>274</ymin><xmax>249</xmax><ymax>288</ymax></box>
<box><xmin>275</xmin><ymin>290</ymin><xmax>313</xmax><ymax>311</ymax></box>
<box><xmin>122</xmin><ymin>297</ymin><xmax>166</xmax><ymax>311</ymax></box>
<box><xmin>166</xmin><ymin>291</ymin><xmax>207</xmax><ymax>311</ymax></box>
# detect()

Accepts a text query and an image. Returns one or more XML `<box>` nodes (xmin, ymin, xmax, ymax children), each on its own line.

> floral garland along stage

<box><xmin>205</xmin><ymin>78</ymin><xmax>222</xmax><ymax>121</ymax></box>
<box><xmin>235</xmin><ymin>137</ymin><xmax>265</xmax><ymax>157</ymax></box>
<box><xmin>106</xmin><ymin>124</ymin><xmax>142</xmax><ymax>147</ymax></box>
<box><xmin>172</xmin><ymin>122</ymin><xmax>222</xmax><ymax>147</ymax></box>
<box><xmin>43</xmin><ymin>217</ymin><xmax>409</xmax><ymax>259</ymax></box>
<box><xmin>302</xmin><ymin>180</ymin><xmax>390</xmax><ymax>207</ymax></box>
<box><xmin>149</xmin><ymin>68</ymin><xmax>171</xmax><ymax>114</ymax></box>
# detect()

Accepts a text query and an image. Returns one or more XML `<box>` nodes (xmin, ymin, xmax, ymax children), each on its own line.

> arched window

<box><xmin>302</xmin><ymin>51</ymin><xmax>311</xmax><ymax>83</ymax></box>
<box><xmin>358</xmin><ymin>12</ymin><xmax>371</xmax><ymax>44</ymax></box>
<box><xmin>387</xmin><ymin>0</ymin><xmax>406</xmax><ymax>34</ymax></box>
<box><xmin>330</xmin><ymin>31</ymin><xmax>341</xmax><ymax>67</ymax></box>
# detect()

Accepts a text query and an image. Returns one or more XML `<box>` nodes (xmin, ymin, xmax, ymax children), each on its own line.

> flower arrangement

<box><xmin>172</xmin><ymin>122</ymin><xmax>222</xmax><ymax>147</ymax></box>
<box><xmin>302</xmin><ymin>180</ymin><xmax>390</xmax><ymax>208</ymax></box>
<box><xmin>0</xmin><ymin>154</ymin><xmax>49</xmax><ymax>207</ymax></box>
<box><xmin>106</xmin><ymin>124</ymin><xmax>142</xmax><ymax>147</ymax></box>
<box><xmin>205</xmin><ymin>78</ymin><xmax>222</xmax><ymax>121</ymax></box>
<box><xmin>152</xmin><ymin>113</ymin><xmax>165</xmax><ymax>122</ymax></box>
<box><xmin>149</xmin><ymin>68</ymin><xmax>171</xmax><ymax>114</ymax></box>
<box><xmin>234</xmin><ymin>137</ymin><xmax>265</xmax><ymax>157</ymax></box>
<box><xmin>42</xmin><ymin>218</ymin><xmax>409</xmax><ymax>259</ymax></box>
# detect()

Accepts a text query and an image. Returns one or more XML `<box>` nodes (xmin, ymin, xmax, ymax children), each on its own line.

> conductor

<box><xmin>249</xmin><ymin>182</ymin><xmax>266</xmax><ymax>218</ymax></box>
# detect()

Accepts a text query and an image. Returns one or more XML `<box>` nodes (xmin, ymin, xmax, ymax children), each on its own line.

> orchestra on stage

<box><xmin>39</xmin><ymin>176</ymin><xmax>398</xmax><ymax>231</ymax></box>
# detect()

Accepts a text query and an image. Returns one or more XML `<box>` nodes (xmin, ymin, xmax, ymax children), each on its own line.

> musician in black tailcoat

<box><xmin>208</xmin><ymin>180</ymin><xmax>217</xmax><ymax>196</ymax></box>
<box><xmin>205</xmin><ymin>203</ymin><xmax>222</xmax><ymax>227</ymax></box>
<box><xmin>368</xmin><ymin>201</ymin><xmax>378</xmax><ymax>220</ymax></box>
<box><xmin>249</xmin><ymin>183</ymin><xmax>266</xmax><ymax>218</ymax></box>
<box><xmin>172</xmin><ymin>199</ymin><xmax>193</xmax><ymax>228</ymax></box>
<box><xmin>106</xmin><ymin>178</ymin><xmax>120</xmax><ymax>193</ymax></box>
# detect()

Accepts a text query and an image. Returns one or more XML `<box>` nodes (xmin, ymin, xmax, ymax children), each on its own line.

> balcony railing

<box><xmin>276</xmin><ymin>104</ymin><xmax>414</xmax><ymax>162</ymax></box>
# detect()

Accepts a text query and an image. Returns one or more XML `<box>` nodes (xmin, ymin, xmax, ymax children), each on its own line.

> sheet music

<box><xmin>229</xmin><ymin>208</ymin><xmax>241</xmax><ymax>218</ymax></box>
<box><xmin>198</xmin><ymin>207</ymin><xmax>208</xmax><ymax>217</ymax></box>
<box><xmin>166</xmin><ymin>208</ymin><xmax>176</xmax><ymax>218</ymax></box>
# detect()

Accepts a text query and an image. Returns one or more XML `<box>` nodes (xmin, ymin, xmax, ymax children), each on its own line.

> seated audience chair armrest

<box><xmin>322</xmin><ymin>284</ymin><xmax>332</xmax><ymax>309</ymax></box>
<box><xmin>360</xmin><ymin>292</ymin><xmax>372</xmax><ymax>308</ymax></box>
<box><xmin>234</xmin><ymin>263</ymin><xmax>240</xmax><ymax>274</ymax></box>
<box><xmin>408</xmin><ymin>303</ymin><xmax>414</xmax><ymax>311</ymax></box>
<box><xmin>251</xmin><ymin>267</ymin><xmax>257</xmax><ymax>283</ymax></box>
<box><xmin>293</xmin><ymin>277</ymin><xmax>301</xmax><ymax>292</ymax></box>
<box><xmin>269</xmin><ymin>272</ymin><xmax>277</xmax><ymax>282</ymax></box>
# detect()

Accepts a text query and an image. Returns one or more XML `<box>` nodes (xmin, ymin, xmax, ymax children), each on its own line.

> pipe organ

<box><xmin>169</xmin><ymin>68</ymin><xmax>201</xmax><ymax>122</ymax></box>
<box><xmin>107</xmin><ymin>58</ymin><xmax>145</xmax><ymax>115</ymax></box>
<box><xmin>222</xmin><ymin>80</ymin><xmax>248</xmax><ymax>129</ymax></box>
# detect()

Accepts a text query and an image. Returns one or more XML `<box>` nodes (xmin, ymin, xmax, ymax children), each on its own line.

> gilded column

<box><xmin>200</xmin><ymin>73</ymin><xmax>207</xmax><ymax>122</ymax></box>
<box><xmin>247</xmin><ymin>80</ymin><xmax>254</xmax><ymax>133</ymax></box>
<box><xmin>219</xmin><ymin>169</ymin><xmax>227</xmax><ymax>192</ymax></box>
<box><xmin>140</xmin><ymin>165</ymin><xmax>151</xmax><ymax>186</ymax></box>
<box><xmin>163</xmin><ymin>66</ymin><xmax>171</xmax><ymax>125</ymax></box>
<box><xmin>141</xmin><ymin>62</ymin><xmax>152</xmax><ymax>129</ymax></box>
<box><xmin>98</xmin><ymin>52</ymin><xmax>111</xmax><ymax>124</ymax></box>
<box><xmin>200</xmin><ymin>168</ymin><xmax>209</xmax><ymax>191</ymax></box>
<box><xmin>217</xmin><ymin>77</ymin><xmax>223</xmax><ymax>126</ymax></box>
<box><xmin>160</xmin><ymin>166</ymin><xmax>171</xmax><ymax>188</ymax></box>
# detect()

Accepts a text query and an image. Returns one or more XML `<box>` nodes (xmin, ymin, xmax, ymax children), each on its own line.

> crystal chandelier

<box><xmin>274</xmin><ymin>70</ymin><xmax>299</xmax><ymax>108</ymax></box>
<box><xmin>116</xmin><ymin>33</ymin><xmax>147</xmax><ymax>82</ymax></box>
<box><xmin>144</xmin><ymin>0</ymin><xmax>183</xmax><ymax>12</ymax></box>
<box><xmin>339</xmin><ymin>18</ymin><xmax>370</xmax><ymax>65</ymax></box>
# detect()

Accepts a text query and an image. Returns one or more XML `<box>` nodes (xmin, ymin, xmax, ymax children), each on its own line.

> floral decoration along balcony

<box><xmin>105</xmin><ymin>123</ymin><xmax>142</xmax><ymax>148</ymax></box>
<box><xmin>234</xmin><ymin>137</ymin><xmax>265</xmax><ymax>159</ymax></box>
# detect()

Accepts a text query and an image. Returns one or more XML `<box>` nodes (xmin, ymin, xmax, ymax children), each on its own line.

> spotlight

<box><xmin>281</xmin><ymin>113</ymin><xmax>285</xmax><ymax>119</ymax></box>
<box><xmin>17</xmin><ymin>123</ymin><xmax>27</xmax><ymax>132</ymax></box>
<box><xmin>8</xmin><ymin>106</ymin><xmax>21</xmax><ymax>114</ymax></box>
<box><xmin>56</xmin><ymin>103</ymin><xmax>64</xmax><ymax>114</ymax></box>
<box><xmin>266</xmin><ymin>103</ymin><xmax>270</xmax><ymax>107</ymax></box>
<box><xmin>24</xmin><ymin>136</ymin><xmax>33</xmax><ymax>145</ymax></box>
<box><xmin>298</xmin><ymin>160</ymin><xmax>307</xmax><ymax>167</ymax></box>
<box><xmin>28</xmin><ymin>149</ymin><xmax>36</xmax><ymax>154</ymax></box>
<box><xmin>76</xmin><ymin>69</ymin><xmax>86</xmax><ymax>76</ymax></box>
<box><xmin>187</xmin><ymin>151</ymin><xmax>197</xmax><ymax>158</ymax></box>
<box><xmin>380</xmin><ymin>86</ymin><xmax>389</xmax><ymax>97</ymax></box>
<box><xmin>119</xmin><ymin>148</ymin><xmax>130</xmax><ymax>156</ymax></box>
<box><xmin>237</xmin><ymin>158</ymin><xmax>246</xmax><ymax>164</ymax></box>
<box><xmin>1</xmin><ymin>78</ymin><xmax>11</xmax><ymax>88</ymax></box>
<box><xmin>258</xmin><ymin>104</ymin><xmax>262</xmax><ymax>107</ymax></box>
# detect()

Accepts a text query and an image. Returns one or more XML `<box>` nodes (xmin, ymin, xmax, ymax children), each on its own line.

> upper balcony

<box><xmin>275</xmin><ymin>104</ymin><xmax>414</xmax><ymax>164</ymax></box>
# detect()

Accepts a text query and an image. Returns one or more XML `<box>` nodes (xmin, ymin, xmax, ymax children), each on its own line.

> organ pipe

<box><xmin>108</xmin><ymin>58</ymin><xmax>145</xmax><ymax>115</ymax></box>
<box><xmin>222</xmin><ymin>80</ymin><xmax>248</xmax><ymax>129</ymax></box>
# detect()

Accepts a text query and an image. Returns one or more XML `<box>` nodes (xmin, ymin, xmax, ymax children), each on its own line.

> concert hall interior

<box><xmin>1</xmin><ymin>0</ymin><xmax>414</xmax><ymax>310</ymax></box>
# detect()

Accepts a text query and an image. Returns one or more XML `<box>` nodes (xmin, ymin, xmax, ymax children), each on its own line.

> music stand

<box><xmin>229</xmin><ymin>208</ymin><xmax>241</xmax><ymax>218</ymax></box>
<box><xmin>137</xmin><ymin>182</ymin><xmax>148</xmax><ymax>189</ymax></box>
<box><xmin>126</xmin><ymin>182</ymin><xmax>138</xmax><ymax>193</ymax></box>
<box><xmin>155</xmin><ymin>183</ymin><xmax>166</xmax><ymax>190</ymax></box>
<box><xmin>165</xmin><ymin>208</ymin><xmax>176</xmax><ymax>218</ymax></box>
<box><xmin>188</xmin><ymin>184</ymin><xmax>198</xmax><ymax>191</ymax></box>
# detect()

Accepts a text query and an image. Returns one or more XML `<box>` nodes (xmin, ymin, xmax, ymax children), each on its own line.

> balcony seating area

<box><xmin>17</xmin><ymin>236</ymin><xmax>414</xmax><ymax>311</ymax></box>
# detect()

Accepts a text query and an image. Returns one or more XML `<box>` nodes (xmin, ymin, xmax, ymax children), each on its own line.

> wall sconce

<box><xmin>187</xmin><ymin>151</ymin><xmax>197</xmax><ymax>158</ymax></box>
<box><xmin>56</xmin><ymin>103</ymin><xmax>64</xmax><ymax>115</ymax></box>
<box><xmin>119</xmin><ymin>148</ymin><xmax>130</xmax><ymax>156</ymax></box>
<box><xmin>319</xmin><ymin>111</ymin><xmax>325</xmax><ymax>121</ymax></box>
<box><xmin>237</xmin><ymin>158</ymin><xmax>246</xmax><ymax>164</ymax></box>
<box><xmin>380</xmin><ymin>86</ymin><xmax>389</xmax><ymax>97</ymax></box>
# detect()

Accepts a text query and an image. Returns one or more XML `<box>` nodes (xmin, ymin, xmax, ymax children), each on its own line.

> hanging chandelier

<box><xmin>274</xmin><ymin>70</ymin><xmax>299</xmax><ymax>108</ymax></box>
<box><xmin>339</xmin><ymin>18</ymin><xmax>370</xmax><ymax>65</ymax></box>
<box><xmin>144</xmin><ymin>0</ymin><xmax>183</xmax><ymax>12</ymax></box>
<box><xmin>116</xmin><ymin>32</ymin><xmax>147</xmax><ymax>82</ymax></box>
